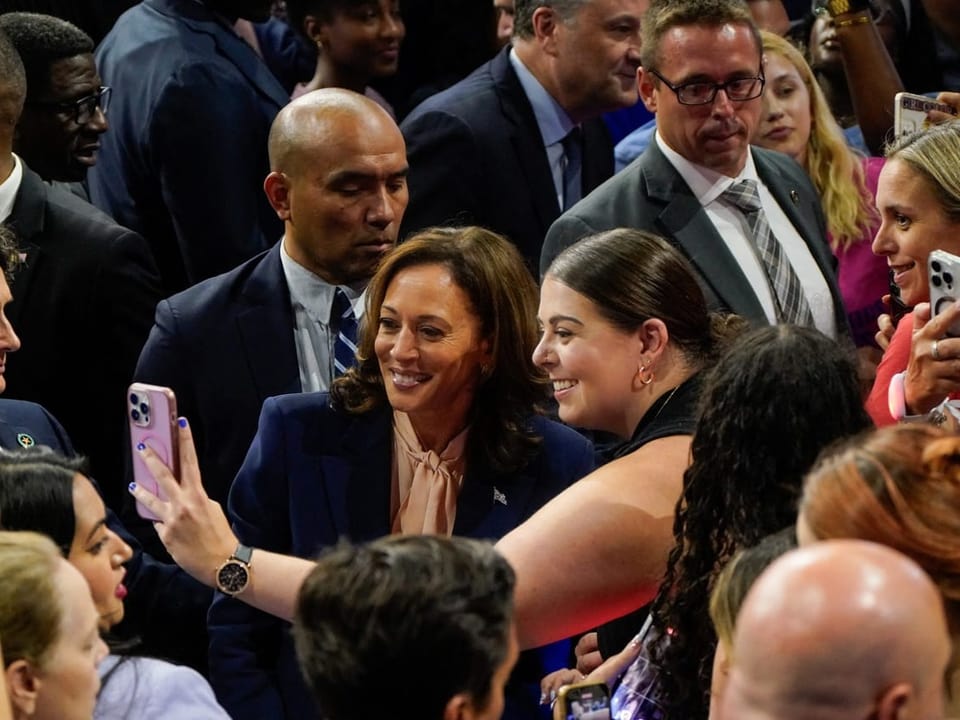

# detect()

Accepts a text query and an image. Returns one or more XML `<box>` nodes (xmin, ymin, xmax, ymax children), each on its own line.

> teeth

<box><xmin>392</xmin><ymin>371</ymin><xmax>428</xmax><ymax>387</ymax></box>
<box><xmin>553</xmin><ymin>379</ymin><xmax>578</xmax><ymax>391</ymax></box>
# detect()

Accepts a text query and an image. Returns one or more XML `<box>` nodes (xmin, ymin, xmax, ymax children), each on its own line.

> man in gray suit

<box><xmin>541</xmin><ymin>0</ymin><xmax>848</xmax><ymax>339</ymax></box>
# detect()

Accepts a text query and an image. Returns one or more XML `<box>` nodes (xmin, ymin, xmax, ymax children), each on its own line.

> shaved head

<box><xmin>268</xmin><ymin>88</ymin><xmax>400</xmax><ymax>176</ymax></box>
<box><xmin>722</xmin><ymin>540</ymin><xmax>950</xmax><ymax>720</ymax></box>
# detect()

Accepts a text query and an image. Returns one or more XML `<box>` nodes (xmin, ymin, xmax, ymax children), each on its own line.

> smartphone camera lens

<box><xmin>933</xmin><ymin>275</ymin><xmax>943</xmax><ymax>287</ymax></box>
<box><xmin>130</xmin><ymin>393</ymin><xmax>139</xmax><ymax>405</ymax></box>
<box><xmin>131</xmin><ymin>409</ymin><xmax>140</xmax><ymax>421</ymax></box>
<box><xmin>933</xmin><ymin>261</ymin><xmax>942</xmax><ymax>273</ymax></box>
<box><xmin>140</xmin><ymin>402</ymin><xmax>149</xmax><ymax>415</ymax></box>
<box><xmin>945</xmin><ymin>272</ymin><xmax>954</xmax><ymax>285</ymax></box>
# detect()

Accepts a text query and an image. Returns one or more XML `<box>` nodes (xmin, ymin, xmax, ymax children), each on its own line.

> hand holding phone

<box><xmin>894</xmin><ymin>92</ymin><xmax>958</xmax><ymax>137</ymax></box>
<box><xmin>128</xmin><ymin>383</ymin><xmax>179</xmax><ymax>521</ymax></box>
<box><xmin>555</xmin><ymin>682</ymin><xmax>611</xmax><ymax>720</ymax></box>
<box><xmin>928</xmin><ymin>250</ymin><xmax>960</xmax><ymax>337</ymax></box>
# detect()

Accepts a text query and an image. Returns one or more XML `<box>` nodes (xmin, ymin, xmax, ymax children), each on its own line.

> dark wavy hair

<box><xmin>648</xmin><ymin>325</ymin><xmax>871</xmax><ymax>720</ymax></box>
<box><xmin>330</xmin><ymin>226</ymin><xmax>547</xmax><ymax>473</ymax></box>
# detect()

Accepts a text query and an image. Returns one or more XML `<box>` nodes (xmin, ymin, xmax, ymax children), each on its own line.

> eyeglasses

<box><xmin>27</xmin><ymin>86</ymin><xmax>112</xmax><ymax>125</ymax></box>
<box><xmin>811</xmin><ymin>0</ymin><xmax>888</xmax><ymax>22</ymax></box>
<box><xmin>647</xmin><ymin>69</ymin><xmax>764</xmax><ymax>106</ymax></box>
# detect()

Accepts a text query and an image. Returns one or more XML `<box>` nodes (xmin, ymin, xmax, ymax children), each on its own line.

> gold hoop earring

<box><xmin>638</xmin><ymin>364</ymin><xmax>654</xmax><ymax>386</ymax></box>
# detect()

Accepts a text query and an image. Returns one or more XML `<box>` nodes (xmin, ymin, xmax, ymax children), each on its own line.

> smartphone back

<box><xmin>894</xmin><ymin>92</ymin><xmax>957</xmax><ymax>137</ymax></box>
<box><xmin>557</xmin><ymin>682</ymin><xmax>611</xmax><ymax>720</ymax></box>
<box><xmin>128</xmin><ymin>383</ymin><xmax>179</xmax><ymax>521</ymax></box>
<box><xmin>929</xmin><ymin>250</ymin><xmax>960</xmax><ymax>337</ymax></box>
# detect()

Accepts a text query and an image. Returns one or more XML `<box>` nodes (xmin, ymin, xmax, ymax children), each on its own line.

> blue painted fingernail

<box><xmin>136</xmin><ymin>442</ymin><xmax>145</xmax><ymax>451</ymax></box>
<box><xmin>128</xmin><ymin>482</ymin><xmax>136</xmax><ymax>491</ymax></box>
<box><xmin>178</xmin><ymin>417</ymin><xmax>188</xmax><ymax>428</ymax></box>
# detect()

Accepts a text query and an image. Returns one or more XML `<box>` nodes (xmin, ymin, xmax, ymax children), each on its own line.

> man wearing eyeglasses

<box><xmin>0</xmin><ymin>13</ymin><xmax>109</xmax><ymax>192</ymax></box>
<box><xmin>542</xmin><ymin>0</ymin><xmax>849</xmax><ymax>341</ymax></box>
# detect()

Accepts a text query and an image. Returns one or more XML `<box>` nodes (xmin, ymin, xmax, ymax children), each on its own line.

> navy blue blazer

<box><xmin>400</xmin><ymin>46</ymin><xmax>614</xmax><ymax>272</ymax></box>
<box><xmin>208</xmin><ymin>393</ymin><xmax>595</xmax><ymax>720</ymax></box>
<box><xmin>89</xmin><ymin>0</ymin><xmax>288</xmax><ymax>293</ymax></box>
<box><xmin>0</xmin><ymin>399</ymin><xmax>212</xmax><ymax>672</ymax></box>
<box><xmin>134</xmin><ymin>243</ymin><xmax>298</xmax><ymax>511</ymax></box>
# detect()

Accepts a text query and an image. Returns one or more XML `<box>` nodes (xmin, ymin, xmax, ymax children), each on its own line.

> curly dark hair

<box><xmin>0</xmin><ymin>12</ymin><xmax>93</xmax><ymax>99</ymax></box>
<box><xmin>648</xmin><ymin>325</ymin><xmax>871</xmax><ymax>720</ymax></box>
<box><xmin>330</xmin><ymin>226</ymin><xmax>547</xmax><ymax>474</ymax></box>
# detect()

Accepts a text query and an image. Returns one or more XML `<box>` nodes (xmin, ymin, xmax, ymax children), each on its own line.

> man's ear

<box><xmin>303</xmin><ymin>14</ymin><xmax>323</xmax><ymax>46</ymax></box>
<box><xmin>638</xmin><ymin>67</ymin><xmax>658</xmax><ymax>113</ymax></box>
<box><xmin>443</xmin><ymin>692</ymin><xmax>473</xmax><ymax>720</ymax></box>
<box><xmin>6</xmin><ymin>659</ymin><xmax>41</xmax><ymax>717</ymax></box>
<box><xmin>875</xmin><ymin>682</ymin><xmax>911</xmax><ymax>720</ymax></box>
<box><xmin>263</xmin><ymin>171</ymin><xmax>292</xmax><ymax>221</ymax></box>
<box><xmin>530</xmin><ymin>5</ymin><xmax>563</xmax><ymax>56</ymax></box>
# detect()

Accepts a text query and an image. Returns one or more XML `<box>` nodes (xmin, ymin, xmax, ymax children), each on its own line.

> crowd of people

<box><xmin>0</xmin><ymin>0</ymin><xmax>959</xmax><ymax>719</ymax></box>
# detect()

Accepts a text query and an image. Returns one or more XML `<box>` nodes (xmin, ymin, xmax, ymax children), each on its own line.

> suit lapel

<box><xmin>236</xmin><ymin>245</ymin><xmax>300</xmax><ymax>401</ymax></box>
<box><xmin>491</xmin><ymin>49</ymin><xmax>562</xmax><ymax>232</ymax></box>
<box><xmin>454</xmin><ymin>455</ymin><xmax>539</xmax><ymax>540</ymax></box>
<box><xmin>5</xmin><ymin>168</ymin><xmax>49</xmax><ymax>332</ymax></box>
<box><xmin>336</xmin><ymin>407</ymin><xmax>393</xmax><ymax>540</ymax></box>
<box><xmin>643</xmin><ymin>144</ymin><xmax>768</xmax><ymax>323</ymax></box>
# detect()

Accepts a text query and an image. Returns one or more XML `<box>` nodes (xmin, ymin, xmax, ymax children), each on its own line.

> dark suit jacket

<box><xmin>134</xmin><ymin>243</ymin><xmax>298</xmax><ymax>510</ymax></box>
<box><xmin>208</xmin><ymin>393</ymin><xmax>596</xmax><ymax>720</ymax></box>
<box><xmin>0</xmin><ymin>398</ymin><xmax>212</xmax><ymax>672</ymax></box>
<box><xmin>4</xmin><ymin>164</ymin><xmax>162</xmax><ymax>511</ymax></box>
<box><xmin>89</xmin><ymin>0</ymin><xmax>287</xmax><ymax>294</ymax></box>
<box><xmin>541</xmin><ymin>142</ymin><xmax>850</xmax><ymax>335</ymax></box>
<box><xmin>400</xmin><ymin>46</ymin><xmax>614</xmax><ymax>272</ymax></box>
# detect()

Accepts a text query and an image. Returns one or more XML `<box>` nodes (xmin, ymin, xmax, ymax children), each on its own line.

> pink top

<box><xmin>833</xmin><ymin>156</ymin><xmax>888</xmax><ymax>348</ymax></box>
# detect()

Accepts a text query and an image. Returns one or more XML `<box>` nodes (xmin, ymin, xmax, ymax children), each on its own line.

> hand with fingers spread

<box><xmin>129</xmin><ymin>417</ymin><xmax>237</xmax><ymax>587</ymax></box>
<box><xmin>904</xmin><ymin>301</ymin><xmax>960</xmax><ymax>415</ymax></box>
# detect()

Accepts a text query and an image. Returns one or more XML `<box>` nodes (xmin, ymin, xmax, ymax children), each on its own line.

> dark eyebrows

<box><xmin>85</xmin><ymin>517</ymin><xmax>108</xmax><ymax>545</ymax></box>
<box><xmin>546</xmin><ymin>314</ymin><xmax>584</xmax><ymax>326</ymax></box>
<box><xmin>328</xmin><ymin>167</ymin><xmax>409</xmax><ymax>185</ymax></box>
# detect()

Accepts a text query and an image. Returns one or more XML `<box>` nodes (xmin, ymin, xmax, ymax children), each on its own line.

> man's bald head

<box><xmin>267</xmin><ymin>88</ymin><xmax>400</xmax><ymax>177</ymax></box>
<box><xmin>721</xmin><ymin>541</ymin><xmax>950</xmax><ymax>720</ymax></box>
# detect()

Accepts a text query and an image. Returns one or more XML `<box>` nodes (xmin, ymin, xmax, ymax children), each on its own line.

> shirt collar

<box><xmin>0</xmin><ymin>155</ymin><xmax>24</xmax><ymax>224</ymax></box>
<box><xmin>280</xmin><ymin>238</ymin><xmax>366</xmax><ymax>324</ymax></box>
<box><xmin>654</xmin><ymin>131</ymin><xmax>759</xmax><ymax>206</ymax></box>
<box><xmin>508</xmin><ymin>47</ymin><xmax>576</xmax><ymax>147</ymax></box>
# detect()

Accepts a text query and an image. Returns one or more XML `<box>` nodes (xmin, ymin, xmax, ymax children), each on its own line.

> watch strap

<box><xmin>233</xmin><ymin>544</ymin><xmax>253</xmax><ymax>565</ymax></box>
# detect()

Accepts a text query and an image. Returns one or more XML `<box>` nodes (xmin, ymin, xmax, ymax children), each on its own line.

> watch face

<box><xmin>217</xmin><ymin>561</ymin><xmax>250</xmax><ymax>594</ymax></box>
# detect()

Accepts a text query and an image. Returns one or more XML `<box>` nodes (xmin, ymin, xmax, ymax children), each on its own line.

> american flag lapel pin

<box><xmin>493</xmin><ymin>487</ymin><xmax>507</xmax><ymax>506</ymax></box>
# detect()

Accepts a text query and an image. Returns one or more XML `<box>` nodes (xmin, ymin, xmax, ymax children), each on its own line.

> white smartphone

<box><xmin>127</xmin><ymin>383</ymin><xmax>179</xmax><ymax>521</ymax></box>
<box><xmin>894</xmin><ymin>92</ymin><xmax>957</xmax><ymax>138</ymax></box>
<box><xmin>928</xmin><ymin>249</ymin><xmax>960</xmax><ymax>337</ymax></box>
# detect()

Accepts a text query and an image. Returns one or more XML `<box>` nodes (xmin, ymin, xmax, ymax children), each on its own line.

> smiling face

<box><xmin>754</xmin><ymin>50</ymin><xmax>812</xmax><ymax>167</ymax></box>
<box><xmin>550</xmin><ymin>0</ymin><xmax>646</xmax><ymax>121</ymax></box>
<box><xmin>872</xmin><ymin>159</ymin><xmax>960</xmax><ymax>306</ymax></box>
<box><xmin>67</xmin><ymin>474</ymin><xmax>133</xmax><ymax>632</ymax></box>
<box><xmin>532</xmin><ymin>276</ymin><xmax>644</xmax><ymax>438</ymax></box>
<box><xmin>375</xmin><ymin>263</ymin><xmax>492</xmax><ymax>441</ymax></box>
<box><xmin>31</xmin><ymin>559</ymin><xmax>108</xmax><ymax>720</ymax></box>
<box><xmin>314</xmin><ymin>0</ymin><xmax>405</xmax><ymax>82</ymax></box>
<box><xmin>640</xmin><ymin>22</ymin><xmax>764</xmax><ymax>177</ymax></box>
<box><xmin>17</xmin><ymin>54</ymin><xmax>107</xmax><ymax>182</ymax></box>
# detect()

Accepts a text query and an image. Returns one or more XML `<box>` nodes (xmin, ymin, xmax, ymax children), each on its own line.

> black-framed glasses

<box><xmin>647</xmin><ymin>69</ymin><xmax>764</xmax><ymax>106</ymax></box>
<box><xmin>27</xmin><ymin>86</ymin><xmax>112</xmax><ymax>125</ymax></box>
<box><xmin>811</xmin><ymin>0</ymin><xmax>888</xmax><ymax>21</ymax></box>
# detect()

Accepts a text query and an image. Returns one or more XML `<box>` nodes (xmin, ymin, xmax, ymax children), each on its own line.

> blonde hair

<box><xmin>0</xmin><ymin>531</ymin><xmax>64</xmax><ymax>670</ymax></box>
<box><xmin>760</xmin><ymin>31</ymin><xmax>876</xmax><ymax>252</ymax></box>
<box><xmin>885</xmin><ymin>120</ymin><xmax>960</xmax><ymax>224</ymax></box>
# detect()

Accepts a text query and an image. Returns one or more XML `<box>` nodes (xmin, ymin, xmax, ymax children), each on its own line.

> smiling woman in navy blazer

<box><xmin>207</xmin><ymin>226</ymin><xmax>595</xmax><ymax>720</ymax></box>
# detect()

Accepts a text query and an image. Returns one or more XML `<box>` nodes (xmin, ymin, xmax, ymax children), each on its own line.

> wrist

<box><xmin>889</xmin><ymin>372</ymin><xmax>926</xmax><ymax>422</ymax></box>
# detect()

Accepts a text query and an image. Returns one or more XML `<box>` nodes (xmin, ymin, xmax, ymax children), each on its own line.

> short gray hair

<box><xmin>512</xmin><ymin>0</ymin><xmax>588</xmax><ymax>39</ymax></box>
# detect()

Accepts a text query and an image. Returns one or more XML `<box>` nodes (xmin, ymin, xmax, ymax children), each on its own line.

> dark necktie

<box><xmin>721</xmin><ymin>179</ymin><xmax>815</xmax><ymax>327</ymax></box>
<box><xmin>561</xmin><ymin>126</ymin><xmax>582</xmax><ymax>210</ymax></box>
<box><xmin>331</xmin><ymin>288</ymin><xmax>358</xmax><ymax>377</ymax></box>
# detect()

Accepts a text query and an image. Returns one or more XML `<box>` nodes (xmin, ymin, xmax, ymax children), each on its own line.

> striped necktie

<box><xmin>332</xmin><ymin>288</ymin><xmax>358</xmax><ymax>377</ymax></box>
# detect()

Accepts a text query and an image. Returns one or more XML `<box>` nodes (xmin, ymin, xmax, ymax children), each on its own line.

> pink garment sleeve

<box><xmin>865</xmin><ymin>311</ymin><xmax>914</xmax><ymax>426</ymax></box>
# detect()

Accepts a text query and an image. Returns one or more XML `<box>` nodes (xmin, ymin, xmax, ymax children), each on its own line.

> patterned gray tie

<box><xmin>722</xmin><ymin>179</ymin><xmax>815</xmax><ymax>326</ymax></box>
<box><xmin>561</xmin><ymin>126</ymin><xmax>582</xmax><ymax>210</ymax></box>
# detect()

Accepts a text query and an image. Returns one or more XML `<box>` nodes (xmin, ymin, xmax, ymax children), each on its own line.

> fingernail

<box><xmin>550</xmin><ymin>690</ymin><xmax>557</xmax><ymax>702</ymax></box>
<box><xmin>178</xmin><ymin>417</ymin><xmax>188</xmax><ymax>428</ymax></box>
<box><xmin>539</xmin><ymin>692</ymin><xmax>548</xmax><ymax>705</ymax></box>
<box><xmin>128</xmin><ymin>482</ymin><xmax>136</xmax><ymax>492</ymax></box>
<box><xmin>136</xmin><ymin>442</ymin><xmax>145</xmax><ymax>451</ymax></box>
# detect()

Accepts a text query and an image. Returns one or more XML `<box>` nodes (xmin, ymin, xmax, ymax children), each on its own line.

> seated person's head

<box><xmin>0</xmin><ymin>449</ymin><xmax>133</xmax><ymax>633</ymax></box>
<box><xmin>707</xmin><ymin>527</ymin><xmax>796</xmax><ymax>718</ymax></box>
<box><xmin>722</xmin><ymin>540</ymin><xmax>950</xmax><ymax>720</ymax></box>
<box><xmin>0</xmin><ymin>530</ymin><xmax>107</xmax><ymax>720</ymax></box>
<box><xmin>0</xmin><ymin>13</ymin><xmax>106</xmax><ymax>182</ymax></box>
<box><xmin>800</xmin><ymin>423</ymin><xmax>960</xmax><ymax>635</ymax></box>
<box><xmin>293</xmin><ymin>535</ymin><xmax>518</xmax><ymax>720</ymax></box>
